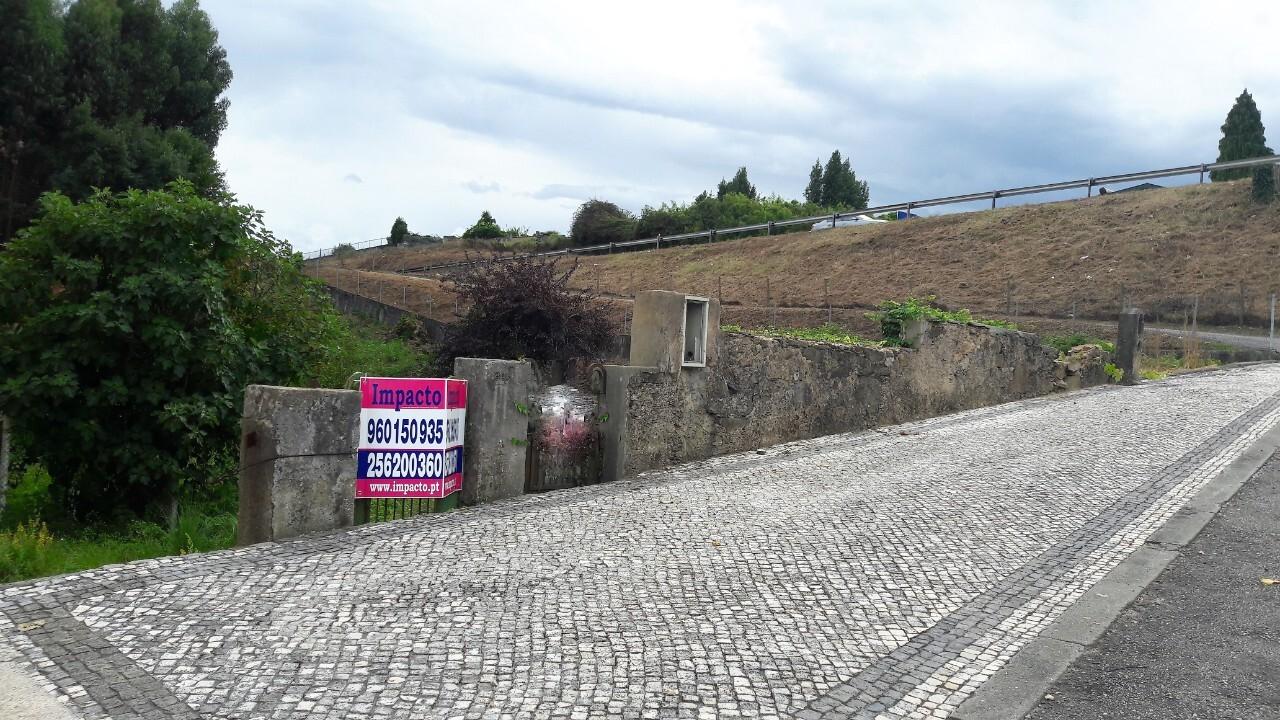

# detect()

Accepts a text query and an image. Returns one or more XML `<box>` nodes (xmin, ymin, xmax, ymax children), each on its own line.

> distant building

<box><xmin>1112</xmin><ymin>182</ymin><xmax>1164</xmax><ymax>194</ymax></box>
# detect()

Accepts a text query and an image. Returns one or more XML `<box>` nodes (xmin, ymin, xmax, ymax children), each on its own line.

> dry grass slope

<box><xmin>312</xmin><ymin>179</ymin><xmax>1280</xmax><ymax>333</ymax></box>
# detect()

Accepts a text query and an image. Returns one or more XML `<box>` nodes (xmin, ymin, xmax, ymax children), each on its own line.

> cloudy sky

<box><xmin>202</xmin><ymin>0</ymin><xmax>1280</xmax><ymax>253</ymax></box>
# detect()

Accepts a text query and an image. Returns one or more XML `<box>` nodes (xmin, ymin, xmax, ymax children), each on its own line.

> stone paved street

<box><xmin>4</xmin><ymin>365</ymin><xmax>1280</xmax><ymax>720</ymax></box>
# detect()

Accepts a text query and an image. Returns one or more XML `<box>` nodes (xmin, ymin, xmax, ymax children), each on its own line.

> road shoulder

<box><xmin>954</xmin><ymin>417</ymin><xmax>1280</xmax><ymax>720</ymax></box>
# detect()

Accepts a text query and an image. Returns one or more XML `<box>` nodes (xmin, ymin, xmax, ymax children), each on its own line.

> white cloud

<box><xmin>203</xmin><ymin>0</ymin><xmax>1280</xmax><ymax>251</ymax></box>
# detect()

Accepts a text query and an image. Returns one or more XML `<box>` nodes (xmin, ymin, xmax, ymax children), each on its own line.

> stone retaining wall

<box><xmin>606</xmin><ymin>321</ymin><xmax>1106</xmax><ymax>479</ymax></box>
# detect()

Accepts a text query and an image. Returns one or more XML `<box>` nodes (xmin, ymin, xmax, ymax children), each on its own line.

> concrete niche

<box><xmin>629</xmin><ymin>290</ymin><xmax>721</xmax><ymax>373</ymax></box>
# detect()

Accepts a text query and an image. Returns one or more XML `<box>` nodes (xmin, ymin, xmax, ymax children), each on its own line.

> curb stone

<box><xmin>951</xmin><ymin>415</ymin><xmax>1280</xmax><ymax>720</ymax></box>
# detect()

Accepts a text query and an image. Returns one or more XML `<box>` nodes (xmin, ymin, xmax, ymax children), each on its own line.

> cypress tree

<box><xmin>804</xmin><ymin>161</ymin><xmax>822</xmax><ymax>204</ymax></box>
<box><xmin>1212</xmin><ymin>89</ymin><xmax>1273</xmax><ymax>182</ymax></box>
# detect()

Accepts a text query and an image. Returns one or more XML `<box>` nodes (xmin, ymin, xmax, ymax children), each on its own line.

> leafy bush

<box><xmin>332</xmin><ymin>242</ymin><xmax>356</xmax><ymax>257</ymax></box>
<box><xmin>570</xmin><ymin>199</ymin><xmax>636</xmax><ymax>246</ymax></box>
<box><xmin>869</xmin><ymin>296</ymin><xmax>973</xmax><ymax>346</ymax></box>
<box><xmin>0</xmin><ymin>183</ymin><xmax>340</xmax><ymax>521</ymax></box>
<box><xmin>462</xmin><ymin>211</ymin><xmax>504</xmax><ymax>239</ymax></box>
<box><xmin>435</xmin><ymin>254</ymin><xmax>616</xmax><ymax>372</ymax></box>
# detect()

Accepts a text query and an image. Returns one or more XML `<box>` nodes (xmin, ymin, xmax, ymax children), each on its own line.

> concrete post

<box><xmin>453</xmin><ymin>358</ymin><xmax>532</xmax><ymax>505</ymax></box>
<box><xmin>1115</xmin><ymin>309</ymin><xmax>1144</xmax><ymax>386</ymax></box>
<box><xmin>237</xmin><ymin>386</ymin><xmax>360</xmax><ymax>545</ymax></box>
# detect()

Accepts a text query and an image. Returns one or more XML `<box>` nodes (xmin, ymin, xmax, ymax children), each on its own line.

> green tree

<box><xmin>0</xmin><ymin>182</ymin><xmax>334</xmax><ymax>521</ymax></box>
<box><xmin>462</xmin><ymin>210</ymin><xmax>504</xmax><ymax>239</ymax></box>
<box><xmin>389</xmin><ymin>216</ymin><xmax>408</xmax><ymax>246</ymax></box>
<box><xmin>635</xmin><ymin>203</ymin><xmax>691</xmax><ymax>239</ymax></box>
<box><xmin>0</xmin><ymin>0</ymin><xmax>67</xmax><ymax>240</ymax></box>
<box><xmin>1212</xmin><ymin>89</ymin><xmax>1273</xmax><ymax>182</ymax></box>
<box><xmin>0</xmin><ymin>0</ymin><xmax>232</xmax><ymax>240</ymax></box>
<box><xmin>803</xmin><ymin>160</ymin><xmax>823</xmax><ymax>204</ymax></box>
<box><xmin>570</xmin><ymin>199</ymin><xmax>636</xmax><ymax>246</ymax></box>
<box><xmin>819</xmin><ymin>150</ymin><xmax>870</xmax><ymax>210</ymax></box>
<box><xmin>716</xmin><ymin>166</ymin><xmax>757</xmax><ymax>200</ymax></box>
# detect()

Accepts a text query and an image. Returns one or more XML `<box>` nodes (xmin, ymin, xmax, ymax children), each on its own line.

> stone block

<box><xmin>237</xmin><ymin>385</ymin><xmax>360</xmax><ymax>546</ymax></box>
<box><xmin>453</xmin><ymin>358</ymin><xmax>533</xmax><ymax>506</ymax></box>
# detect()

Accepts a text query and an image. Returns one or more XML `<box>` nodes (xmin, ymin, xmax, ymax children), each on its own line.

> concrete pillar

<box><xmin>237</xmin><ymin>385</ymin><xmax>360</xmax><ymax>545</ymax></box>
<box><xmin>453</xmin><ymin>358</ymin><xmax>532</xmax><ymax>505</ymax></box>
<box><xmin>1115</xmin><ymin>309</ymin><xmax>1144</xmax><ymax>386</ymax></box>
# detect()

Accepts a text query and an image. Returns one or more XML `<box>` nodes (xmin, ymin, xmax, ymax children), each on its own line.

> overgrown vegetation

<box><xmin>869</xmin><ymin>296</ymin><xmax>1011</xmax><ymax>346</ymax></box>
<box><xmin>1044</xmin><ymin>334</ymin><xmax>1116</xmax><ymax>354</ymax></box>
<box><xmin>0</xmin><ymin>183</ymin><xmax>429</xmax><ymax>526</ymax></box>
<box><xmin>434</xmin><ymin>254</ymin><xmax>616</xmax><ymax>372</ymax></box>
<box><xmin>721</xmin><ymin>323</ymin><xmax>882</xmax><ymax>347</ymax></box>
<box><xmin>0</xmin><ymin>464</ymin><xmax>238</xmax><ymax>583</ymax></box>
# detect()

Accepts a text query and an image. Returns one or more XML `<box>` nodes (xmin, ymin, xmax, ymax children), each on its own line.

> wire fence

<box><xmin>301</xmin><ymin>154</ymin><xmax>1280</xmax><ymax>268</ymax></box>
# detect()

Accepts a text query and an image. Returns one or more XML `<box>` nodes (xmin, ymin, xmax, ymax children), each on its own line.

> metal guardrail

<box><xmin>305</xmin><ymin>154</ymin><xmax>1280</xmax><ymax>269</ymax></box>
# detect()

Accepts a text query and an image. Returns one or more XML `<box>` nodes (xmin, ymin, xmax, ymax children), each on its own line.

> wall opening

<box><xmin>683</xmin><ymin>297</ymin><xmax>709</xmax><ymax>367</ymax></box>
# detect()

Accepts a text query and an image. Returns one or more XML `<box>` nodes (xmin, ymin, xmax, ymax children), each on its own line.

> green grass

<box><xmin>1044</xmin><ymin>334</ymin><xmax>1116</xmax><ymax>355</ymax></box>
<box><xmin>1</xmin><ymin>464</ymin><xmax>237</xmax><ymax>584</ymax></box>
<box><xmin>301</xmin><ymin>315</ymin><xmax>435</xmax><ymax>389</ymax></box>
<box><xmin>721</xmin><ymin>323</ymin><xmax>883</xmax><ymax>347</ymax></box>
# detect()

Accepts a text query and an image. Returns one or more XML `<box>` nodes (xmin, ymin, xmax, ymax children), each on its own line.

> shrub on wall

<box><xmin>435</xmin><ymin>254</ymin><xmax>615</xmax><ymax>372</ymax></box>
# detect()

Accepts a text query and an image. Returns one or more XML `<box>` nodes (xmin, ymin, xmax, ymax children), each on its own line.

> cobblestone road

<box><xmin>4</xmin><ymin>365</ymin><xmax>1280</xmax><ymax>720</ymax></box>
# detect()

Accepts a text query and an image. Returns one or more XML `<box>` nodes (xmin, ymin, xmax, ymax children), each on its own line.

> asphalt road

<box><xmin>1026</xmin><ymin>452</ymin><xmax>1280</xmax><ymax>720</ymax></box>
<box><xmin>1149</xmin><ymin>326</ymin><xmax>1279</xmax><ymax>353</ymax></box>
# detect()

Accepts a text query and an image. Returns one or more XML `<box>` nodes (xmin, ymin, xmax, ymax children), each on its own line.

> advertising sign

<box><xmin>356</xmin><ymin>377</ymin><xmax>467</xmax><ymax>499</ymax></box>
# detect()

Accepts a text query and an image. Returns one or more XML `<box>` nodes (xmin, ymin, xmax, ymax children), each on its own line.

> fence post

<box><xmin>766</xmin><ymin>277</ymin><xmax>773</xmax><ymax>327</ymax></box>
<box><xmin>1270</xmin><ymin>293</ymin><xmax>1276</xmax><ymax>351</ymax></box>
<box><xmin>402</xmin><ymin>285</ymin><xmax>407</xmax><ymax>306</ymax></box>
<box><xmin>1087</xmin><ymin>178</ymin><xmax>1095</xmax><ymax>197</ymax></box>
<box><xmin>767</xmin><ymin>221</ymin><xmax>774</xmax><ymax>236</ymax></box>
<box><xmin>825</xmin><ymin>278</ymin><xmax>831</xmax><ymax>324</ymax></box>
<box><xmin>656</xmin><ymin>233</ymin><xmax>662</xmax><ymax>250</ymax></box>
<box><xmin>0</xmin><ymin>414</ymin><xmax>9</xmax><ymax>518</ymax></box>
<box><xmin>1239</xmin><ymin>284</ymin><xmax>1247</xmax><ymax>328</ymax></box>
<box><xmin>717</xmin><ymin>275</ymin><xmax>722</xmax><ymax>304</ymax></box>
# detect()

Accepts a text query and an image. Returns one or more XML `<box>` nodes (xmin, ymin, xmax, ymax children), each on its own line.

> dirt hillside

<box><xmin>311</xmin><ymin>179</ymin><xmax>1280</xmax><ymax>334</ymax></box>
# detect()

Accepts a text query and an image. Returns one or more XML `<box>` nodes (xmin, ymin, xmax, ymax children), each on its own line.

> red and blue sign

<box><xmin>356</xmin><ymin>377</ymin><xmax>467</xmax><ymax>499</ymax></box>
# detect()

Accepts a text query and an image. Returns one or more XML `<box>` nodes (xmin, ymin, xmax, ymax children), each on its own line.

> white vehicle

<box><xmin>810</xmin><ymin>214</ymin><xmax>888</xmax><ymax>231</ymax></box>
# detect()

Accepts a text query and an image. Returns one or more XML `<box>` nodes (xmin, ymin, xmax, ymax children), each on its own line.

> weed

<box><xmin>1104</xmin><ymin>362</ymin><xmax>1124</xmax><ymax>382</ymax></box>
<box><xmin>1044</xmin><ymin>334</ymin><xmax>1116</xmax><ymax>354</ymax></box>
<box><xmin>722</xmin><ymin>323</ymin><xmax>883</xmax><ymax>348</ymax></box>
<box><xmin>868</xmin><ymin>296</ymin><xmax>1008</xmax><ymax>345</ymax></box>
